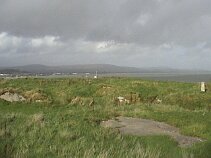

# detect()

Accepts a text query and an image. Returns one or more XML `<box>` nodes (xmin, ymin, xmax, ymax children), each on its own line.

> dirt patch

<box><xmin>101</xmin><ymin>117</ymin><xmax>204</xmax><ymax>147</ymax></box>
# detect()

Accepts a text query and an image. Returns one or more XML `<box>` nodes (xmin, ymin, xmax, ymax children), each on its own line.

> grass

<box><xmin>0</xmin><ymin>77</ymin><xmax>211</xmax><ymax>157</ymax></box>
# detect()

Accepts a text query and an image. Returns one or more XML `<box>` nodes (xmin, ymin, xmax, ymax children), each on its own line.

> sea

<box><xmin>47</xmin><ymin>72</ymin><xmax>211</xmax><ymax>83</ymax></box>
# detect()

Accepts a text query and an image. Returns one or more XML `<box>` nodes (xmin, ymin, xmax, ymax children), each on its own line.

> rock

<box><xmin>35</xmin><ymin>100</ymin><xmax>43</xmax><ymax>103</ymax></box>
<box><xmin>115</xmin><ymin>97</ymin><xmax>125</xmax><ymax>105</ymax></box>
<box><xmin>0</xmin><ymin>92</ymin><xmax>26</xmax><ymax>102</ymax></box>
<box><xmin>0</xmin><ymin>88</ymin><xmax>49</xmax><ymax>103</ymax></box>
<box><xmin>101</xmin><ymin>117</ymin><xmax>204</xmax><ymax>147</ymax></box>
<box><xmin>200</xmin><ymin>82</ymin><xmax>206</xmax><ymax>92</ymax></box>
<box><xmin>156</xmin><ymin>98</ymin><xmax>162</xmax><ymax>104</ymax></box>
<box><xmin>117</xmin><ymin>96</ymin><xmax>125</xmax><ymax>102</ymax></box>
<box><xmin>125</xmin><ymin>99</ymin><xmax>130</xmax><ymax>104</ymax></box>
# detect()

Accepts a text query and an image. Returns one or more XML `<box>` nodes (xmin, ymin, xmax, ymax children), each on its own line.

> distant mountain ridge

<box><xmin>0</xmin><ymin>64</ymin><xmax>210</xmax><ymax>74</ymax></box>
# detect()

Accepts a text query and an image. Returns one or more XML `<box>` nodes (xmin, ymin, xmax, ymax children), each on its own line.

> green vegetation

<box><xmin>0</xmin><ymin>77</ymin><xmax>211</xmax><ymax>158</ymax></box>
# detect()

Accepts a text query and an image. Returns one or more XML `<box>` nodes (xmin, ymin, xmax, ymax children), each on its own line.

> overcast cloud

<box><xmin>0</xmin><ymin>0</ymin><xmax>211</xmax><ymax>69</ymax></box>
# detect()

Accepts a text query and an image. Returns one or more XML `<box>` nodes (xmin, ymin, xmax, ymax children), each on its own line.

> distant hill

<box><xmin>0</xmin><ymin>64</ymin><xmax>210</xmax><ymax>74</ymax></box>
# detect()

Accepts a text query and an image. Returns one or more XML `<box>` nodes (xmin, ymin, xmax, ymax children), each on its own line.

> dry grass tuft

<box><xmin>23</xmin><ymin>90</ymin><xmax>48</xmax><ymax>102</ymax></box>
<box><xmin>0</xmin><ymin>129</ymin><xmax>5</xmax><ymax>137</ymax></box>
<box><xmin>70</xmin><ymin>96</ymin><xmax>94</xmax><ymax>106</ymax></box>
<box><xmin>30</xmin><ymin>113</ymin><xmax>45</xmax><ymax>126</ymax></box>
<box><xmin>0</xmin><ymin>88</ymin><xmax>20</xmax><ymax>95</ymax></box>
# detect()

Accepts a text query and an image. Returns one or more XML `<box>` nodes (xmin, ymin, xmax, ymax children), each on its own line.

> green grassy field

<box><xmin>0</xmin><ymin>77</ymin><xmax>211</xmax><ymax>158</ymax></box>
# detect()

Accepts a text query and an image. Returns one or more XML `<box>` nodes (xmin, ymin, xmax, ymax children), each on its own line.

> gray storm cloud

<box><xmin>0</xmin><ymin>0</ymin><xmax>211</xmax><ymax>69</ymax></box>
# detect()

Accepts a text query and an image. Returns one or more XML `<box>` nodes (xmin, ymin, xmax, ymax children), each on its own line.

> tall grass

<box><xmin>0</xmin><ymin>77</ymin><xmax>211</xmax><ymax>157</ymax></box>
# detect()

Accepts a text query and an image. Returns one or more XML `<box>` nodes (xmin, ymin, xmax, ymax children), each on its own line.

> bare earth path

<box><xmin>101</xmin><ymin>117</ymin><xmax>204</xmax><ymax>147</ymax></box>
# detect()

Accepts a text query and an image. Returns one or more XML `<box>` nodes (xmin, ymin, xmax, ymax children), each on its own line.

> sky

<box><xmin>0</xmin><ymin>0</ymin><xmax>211</xmax><ymax>70</ymax></box>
